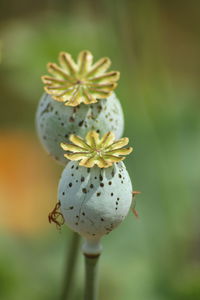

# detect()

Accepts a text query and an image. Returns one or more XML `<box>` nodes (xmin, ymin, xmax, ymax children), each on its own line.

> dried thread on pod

<box><xmin>48</xmin><ymin>201</ymin><xmax>65</xmax><ymax>230</ymax></box>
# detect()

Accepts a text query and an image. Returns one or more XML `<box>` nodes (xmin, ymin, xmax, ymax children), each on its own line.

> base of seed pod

<box><xmin>82</xmin><ymin>239</ymin><xmax>102</xmax><ymax>256</ymax></box>
<box><xmin>36</xmin><ymin>93</ymin><xmax>124</xmax><ymax>165</ymax></box>
<box><xmin>58</xmin><ymin>161</ymin><xmax>132</xmax><ymax>240</ymax></box>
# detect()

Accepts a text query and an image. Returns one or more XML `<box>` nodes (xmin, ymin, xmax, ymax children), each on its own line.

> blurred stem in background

<box><xmin>60</xmin><ymin>233</ymin><xmax>80</xmax><ymax>300</ymax></box>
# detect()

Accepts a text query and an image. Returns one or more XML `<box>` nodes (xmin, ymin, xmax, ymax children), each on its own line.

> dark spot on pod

<box><xmin>43</xmin><ymin>136</ymin><xmax>47</xmax><ymax>140</ymax></box>
<box><xmin>94</xmin><ymin>177</ymin><xmax>97</xmax><ymax>179</ymax></box>
<box><xmin>76</xmin><ymin>180</ymin><xmax>78</xmax><ymax>183</ymax></box>
<box><xmin>82</xmin><ymin>188</ymin><xmax>87</xmax><ymax>193</ymax></box>
<box><xmin>75</xmin><ymin>222</ymin><xmax>78</xmax><ymax>225</ymax></box>
<box><xmin>96</xmin><ymin>129</ymin><xmax>100</xmax><ymax>133</ymax></box>
<box><xmin>76</xmin><ymin>215</ymin><xmax>79</xmax><ymax>218</ymax></box>
<box><xmin>78</xmin><ymin>120</ymin><xmax>84</xmax><ymax>127</ymax></box>
<box><xmin>87</xmin><ymin>168</ymin><xmax>90</xmax><ymax>173</ymax></box>
<box><xmin>116</xmin><ymin>202</ymin><xmax>118</xmax><ymax>205</ymax></box>
<box><xmin>115</xmin><ymin>207</ymin><xmax>118</xmax><ymax>210</ymax></box>
<box><xmin>71</xmin><ymin>173</ymin><xmax>74</xmax><ymax>176</ymax></box>
<box><xmin>73</xmin><ymin>107</ymin><xmax>77</xmax><ymax>113</ymax></box>
<box><xmin>69</xmin><ymin>116</ymin><xmax>75</xmax><ymax>122</ymax></box>
<box><xmin>111</xmin><ymin>170</ymin><xmax>115</xmax><ymax>177</ymax></box>
<box><xmin>108</xmin><ymin>181</ymin><xmax>112</xmax><ymax>185</ymax></box>
<box><xmin>121</xmin><ymin>181</ymin><xmax>124</xmax><ymax>184</ymax></box>
<box><xmin>70</xmin><ymin>206</ymin><xmax>74</xmax><ymax>210</ymax></box>
<box><xmin>71</xmin><ymin>165</ymin><xmax>74</xmax><ymax>169</ymax></box>
<box><xmin>97</xmin><ymin>192</ymin><xmax>101</xmax><ymax>197</ymax></box>
<box><xmin>69</xmin><ymin>183</ymin><xmax>72</xmax><ymax>187</ymax></box>
<box><xmin>101</xmin><ymin>218</ymin><xmax>104</xmax><ymax>221</ymax></box>
<box><xmin>55</xmin><ymin>111</ymin><xmax>58</xmax><ymax>115</ymax></box>
<box><xmin>81</xmin><ymin>177</ymin><xmax>85</xmax><ymax>182</ymax></box>
<box><xmin>90</xmin><ymin>184</ymin><xmax>94</xmax><ymax>189</ymax></box>
<box><xmin>119</xmin><ymin>174</ymin><xmax>122</xmax><ymax>178</ymax></box>
<box><xmin>99</xmin><ymin>175</ymin><xmax>103</xmax><ymax>181</ymax></box>
<box><xmin>61</xmin><ymin>122</ymin><xmax>64</xmax><ymax>126</ymax></box>
<box><xmin>65</xmin><ymin>134</ymin><xmax>69</xmax><ymax>138</ymax></box>
<box><xmin>117</xmin><ymin>198</ymin><xmax>120</xmax><ymax>201</ymax></box>
<box><xmin>62</xmin><ymin>192</ymin><xmax>65</xmax><ymax>195</ymax></box>
<box><xmin>111</xmin><ymin>193</ymin><xmax>114</xmax><ymax>196</ymax></box>
<box><xmin>76</xmin><ymin>166</ymin><xmax>79</xmax><ymax>170</ymax></box>
<box><xmin>97</xmin><ymin>105</ymin><xmax>102</xmax><ymax>111</ymax></box>
<box><xmin>100</xmin><ymin>183</ymin><xmax>104</xmax><ymax>187</ymax></box>
<box><xmin>92</xmin><ymin>233</ymin><xmax>96</xmax><ymax>236</ymax></box>
<box><xmin>82</xmin><ymin>212</ymin><xmax>85</xmax><ymax>216</ymax></box>
<box><xmin>41</xmin><ymin>103</ymin><xmax>53</xmax><ymax>115</ymax></box>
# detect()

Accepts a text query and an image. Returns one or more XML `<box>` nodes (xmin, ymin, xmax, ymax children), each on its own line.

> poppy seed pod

<box><xmin>36</xmin><ymin>92</ymin><xmax>124</xmax><ymax>165</ymax></box>
<box><xmin>35</xmin><ymin>50</ymin><xmax>124</xmax><ymax>165</ymax></box>
<box><xmin>58</xmin><ymin>131</ymin><xmax>133</xmax><ymax>240</ymax></box>
<box><xmin>59</xmin><ymin>161</ymin><xmax>132</xmax><ymax>240</ymax></box>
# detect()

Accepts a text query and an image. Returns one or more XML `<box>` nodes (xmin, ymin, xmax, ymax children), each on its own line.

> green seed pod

<box><xmin>58</xmin><ymin>131</ymin><xmax>133</xmax><ymax>240</ymax></box>
<box><xmin>36</xmin><ymin>93</ymin><xmax>124</xmax><ymax>165</ymax></box>
<box><xmin>36</xmin><ymin>50</ymin><xmax>123</xmax><ymax>165</ymax></box>
<box><xmin>58</xmin><ymin>161</ymin><xmax>132</xmax><ymax>240</ymax></box>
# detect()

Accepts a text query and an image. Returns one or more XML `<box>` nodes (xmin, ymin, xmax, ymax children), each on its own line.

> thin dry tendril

<box><xmin>48</xmin><ymin>201</ymin><xmax>65</xmax><ymax>230</ymax></box>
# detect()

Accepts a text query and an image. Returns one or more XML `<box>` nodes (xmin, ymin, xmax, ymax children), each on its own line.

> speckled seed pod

<box><xmin>58</xmin><ymin>161</ymin><xmax>132</xmax><ymax>240</ymax></box>
<box><xmin>36</xmin><ymin>93</ymin><xmax>124</xmax><ymax>165</ymax></box>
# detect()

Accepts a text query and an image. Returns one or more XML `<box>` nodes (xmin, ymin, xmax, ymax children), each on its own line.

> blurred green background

<box><xmin>0</xmin><ymin>0</ymin><xmax>200</xmax><ymax>299</ymax></box>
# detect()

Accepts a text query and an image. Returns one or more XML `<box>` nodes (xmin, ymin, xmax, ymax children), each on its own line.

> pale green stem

<box><xmin>82</xmin><ymin>239</ymin><xmax>102</xmax><ymax>300</ymax></box>
<box><xmin>84</xmin><ymin>254</ymin><xmax>100</xmax><ymax>300</ymax></box>
<box><xmin>60</xmin><ymin>232</ymin><xmax>81</xmax><ymax>300</ymax></box>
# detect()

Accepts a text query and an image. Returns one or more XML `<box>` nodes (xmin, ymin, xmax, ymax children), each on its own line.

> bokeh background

<box><xmin>0</xmin><ymin>0</ymin><xmax>200</xmax><ymax>299</ymax></box>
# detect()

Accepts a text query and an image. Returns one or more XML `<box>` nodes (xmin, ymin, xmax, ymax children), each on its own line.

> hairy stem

<box><xmin>60</xmin><ymin>232</ymin><xmax>81</xmax><ymax>300</ymax></box>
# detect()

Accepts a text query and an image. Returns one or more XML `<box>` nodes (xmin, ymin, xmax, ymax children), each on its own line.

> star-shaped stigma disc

<box><xmin>42</xmin><ymin>50</ymin><xmax>120</xmax><ymax>106</ymax></box>
<box><xmin>60</xmin><ymin>131</ymin><xmax>133</xmax><ymax>168</ymax></box>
